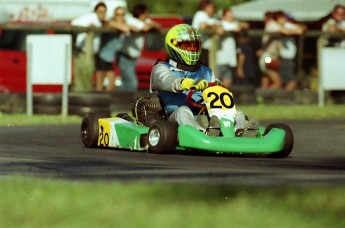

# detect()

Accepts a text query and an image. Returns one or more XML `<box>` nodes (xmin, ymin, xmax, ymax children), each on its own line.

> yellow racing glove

<box><xmin>180</xmin><ymin>78</ymin><xmax>195</xmax><ymax>90</ymax></box>
<box><xmin>192</xmin><ymin>79</ymin><xmax>208</xmax><ymax>91</ymax></box>
<box><xmin>181</xmin><ymin>78</ymin><xmax>208</xmax><ymax>91</ymax></box>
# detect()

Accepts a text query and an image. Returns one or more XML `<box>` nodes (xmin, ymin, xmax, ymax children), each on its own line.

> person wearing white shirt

<box><xmin>192</xmin><ymin>0</ymin><xmax>223</xmax><ymax>65</ymax></box>
<box><xmin>217</xmin><ymin>8</ymin><xmax>248</xmax><ymax>88</ymax></box>
<box><xmin>322</xmin><ymin>5</ymin><xmax>345</xmax><ymax>47</ymax></box>
<box><xmin>71</xmin><ymin>2</ymin><xmax>106</xmax><ymax>53</ymax></box>
<box><xmin>71</xmin><ymin>2</ymin><xmax>109</xmax><ymax>91</ymax></box>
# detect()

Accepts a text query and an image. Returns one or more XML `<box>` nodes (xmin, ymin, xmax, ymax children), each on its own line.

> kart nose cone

<box><xmin>149</xmin><ymin>129</ymin><xmax>160</xmax><ymax>146</ymax></box>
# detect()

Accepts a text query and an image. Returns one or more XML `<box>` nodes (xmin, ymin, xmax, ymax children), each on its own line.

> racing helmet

<box><xmin>165</xmin><ymin>24</ymin><xmax>202</xmax><ymax>66</ymax></box>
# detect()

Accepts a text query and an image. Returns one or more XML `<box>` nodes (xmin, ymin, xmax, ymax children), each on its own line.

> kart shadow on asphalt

<box><xmin>176</xmin><ymin>149</ymin><xmax>285</xmax><ymax>158</ymax></box>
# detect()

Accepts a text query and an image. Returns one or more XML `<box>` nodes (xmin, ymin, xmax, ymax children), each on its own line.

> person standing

<box><xmin>97</xmin><ymin>6</ymin><xmax>132</xmax><ymax>92</ymax></box>
<box><xmin>276</xmin><ymin>12</ymin><xmax>305</xmax><ymax>90</ymax></box>
<box><xmin>71</xmin><ymin>2</ymin><xmax>108</xmax><ymax>91</ymax></box>
<box><xmin>192</xmin><ymin>0</ymin><xmax>223</xmax><ymax>65</ymax></box>
<box><xmin>71</xmin><ymin>2</ymin><xmax>106</xmax><ymax>54</ymax></box>
<box><xmin>236</xmin><ymin>30</ymin><xmax>258</xmax><ymax>87</ymax></box>
<box><xmin>217</xmin><ymin>8</ymin><xmax>249</xmax><ymax>88</ymax></box>
<box><xmin>116</xmin><ymin>4</ymin><xmax>161</xmax><ymax>92</ymax></box>
<box><xmin>258</xmin><ymin>11</ymin><xmax>286</xmax><ymax>89</ymax></box>
<box><xmin>322</xmin><ymin>5</ymin><xmax>345</xmax><ymax>47</ymax></box>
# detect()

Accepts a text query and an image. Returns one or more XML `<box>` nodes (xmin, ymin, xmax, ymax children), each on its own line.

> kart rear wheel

<box><xmin>148</xmin><ymin>121</ymin><xmax>177</xmax><ymax>154</ymax></box>
<box><xmin>116</xmin><ymin>113</ymin><xmax>134</xmax><ymax>122</ymax></box>
<box><xmin>263</xmin><ymin>123</ymin><xmax>294</xmax><ymax>158</ymax></box>
<box><xmin>80</xmin><ymin>112</ymin><xmax>111</xmax><ymax>148</ymax></box>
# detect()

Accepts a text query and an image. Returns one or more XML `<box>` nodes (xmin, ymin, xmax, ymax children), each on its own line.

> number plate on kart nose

<box><xmin>202</xmin><ymin>85</ymin><xmax>237</xmax><ymax>121</ymax></box>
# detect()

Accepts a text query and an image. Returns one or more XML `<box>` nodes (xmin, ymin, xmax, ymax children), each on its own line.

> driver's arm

<box><xmin>150</xmin><ymin>63</ymin><xmax>184</xmax><ymax>93</ymax></box>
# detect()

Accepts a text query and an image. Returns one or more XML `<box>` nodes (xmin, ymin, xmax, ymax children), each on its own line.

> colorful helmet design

<box><xmin>165</xmin><ymin>24</ymin><xmax>202</xmax><ymax>65</ymax></box>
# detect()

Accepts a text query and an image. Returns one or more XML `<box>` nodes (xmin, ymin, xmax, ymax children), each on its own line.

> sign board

<box><xmin>26</xmin><ymin>35</ymin><xmax>72</xmax><ymax>84</ymax></box>
<box><xmin>26</xmin><ymin>34</ymin><xmax>72</xmax><ymax>116</ymax></box>
<box><xmin>318</xmin><ymin>47</ymin><xmax>345</xmax><ymax>106</ymax></box>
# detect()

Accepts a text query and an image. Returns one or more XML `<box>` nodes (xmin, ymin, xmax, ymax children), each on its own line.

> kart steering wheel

<box><xmin>186</xmin><ymin>82</ymin><xmax>219</xmax><ymax>109</ymax></box>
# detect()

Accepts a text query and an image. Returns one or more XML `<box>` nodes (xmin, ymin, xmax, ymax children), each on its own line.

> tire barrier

<box><xmin>33</xmin><ymin>92</ymin><xmax>111</xmax><ymax>116</ymax></box>
<box><xmin>0</xmin><ymin>93</ymin><xmax>26</xmax><ymax>113</ymax></box>
<box><xmin>109</xmin><ymin>91</ymin><xmax>135</xmax><ymax>112</ymax></box>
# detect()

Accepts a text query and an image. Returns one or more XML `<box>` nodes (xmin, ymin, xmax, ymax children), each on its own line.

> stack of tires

<box><xmin>33</xmin><ymin>93</ymin><xmax>62</xmax><ymax>114</ymax></box>
<box><xmin>109</xmin><ymin>91</ymin><xmax>135</xmax><ymax>111</ymax></box>
<box><xmin>69</xmin><ymin>93</ymin><xmax>111</xmax><ymax>116</ymax></box>
<box><xmin>33</xmin><ymin>93</ymin><xmax>111</xmax><ymax>116</ymax></box>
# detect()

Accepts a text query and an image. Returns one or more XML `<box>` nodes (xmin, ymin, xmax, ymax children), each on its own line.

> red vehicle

<box><xmin>0</xmin><ymin>16</ymin><xmax>184</xmax><ymax>93</ymax></box>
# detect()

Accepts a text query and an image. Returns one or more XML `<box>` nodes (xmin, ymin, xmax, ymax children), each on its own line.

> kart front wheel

<box><xmin>80</xmin><ymin>112</ymin><xmax>110</xmax><ymax>148</ymax></box>
<box><xmin>263</xmin><ymin>123</ymin><xmax>294</xmax><ymax>158</ymax></box>
<box><xmin>148</xmin><ymin>121</ymin><xmax>177</xmax><ymax>154</ymax></box>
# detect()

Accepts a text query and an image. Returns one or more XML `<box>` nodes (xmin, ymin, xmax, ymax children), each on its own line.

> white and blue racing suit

<box><xmin>150</xmin><ymin>59</ymin><xmax>246</xmax><ymax>131</ymax></box>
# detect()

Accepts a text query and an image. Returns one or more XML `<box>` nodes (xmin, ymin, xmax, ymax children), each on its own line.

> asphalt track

<box><xmin>0</xmin><ymin>120</ymin><xmax>344</xmax><ymax>185</ymax></box>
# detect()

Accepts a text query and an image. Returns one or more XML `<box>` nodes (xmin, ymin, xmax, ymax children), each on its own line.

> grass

<box><xmin>0</xmin><ymin>112</ymin><xmax>82</xmax><ymax>126</ymax></box>
<box><xmin>0</xmin><ymin>177</ymin><xmax>344</xmax><ymax>228</ymax></box>
<box><xmin>1</xmin><ymin>104</ymin><xmax>345</xmax><ymax>126</ymax></box>
<box><xmin>241</xmin><ymin>104</ymin><xmax>345</xmax><ymax>120</ymax></box>
<box><xmin>1</xmin><ymin>105</ymin><xmax>344</xmax><ymax>227</ymax></box>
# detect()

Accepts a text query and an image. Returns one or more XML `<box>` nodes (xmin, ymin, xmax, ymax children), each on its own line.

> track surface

<box><xmin>0</xmin><ymin>120</ymin><xmax>344</xmax><ymax>185</ymax></box>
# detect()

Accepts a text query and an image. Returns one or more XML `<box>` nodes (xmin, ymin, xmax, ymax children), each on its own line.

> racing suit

<box><xmin>150</xmin><ymin>58</ymin><xmax>246</xmax><ymax>131</ymax></box>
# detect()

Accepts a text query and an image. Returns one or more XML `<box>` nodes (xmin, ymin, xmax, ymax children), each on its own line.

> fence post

<box><xmin>317</xmin><ymin>36</ymin><xmax>325</xmax><ymax>107</ymax></box>
<box><xmin>208</xmin><ymin>34</ymin><xmax>219</xmax><ymax>76</ymax></box>
<box><xmin>73</xmin><ymin>31</ymin><xmax>95</xmax><ymax>91</ymax></box>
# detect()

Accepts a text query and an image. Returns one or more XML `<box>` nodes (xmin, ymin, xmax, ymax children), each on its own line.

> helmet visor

<box><xmin>175</xmin><ymin>40</ymin><xmax>201</xmax><ymax>52</ymax></box>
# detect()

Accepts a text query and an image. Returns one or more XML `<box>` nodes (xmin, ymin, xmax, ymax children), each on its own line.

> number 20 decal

<box><xmin>99</xmin><ymin>125</ymin><xmax>109</xmax><ymax>146</ymax></box>
<box><xmin>207</xmin><ymin>92</ymin><xmax>235</xmax><ymax>109</ymax></box>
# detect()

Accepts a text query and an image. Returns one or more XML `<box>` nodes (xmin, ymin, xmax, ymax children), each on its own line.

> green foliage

<box><xmin>126</xmin><ymin>0</ymin><xmax>250</xmax><ymax>16</ymax></box>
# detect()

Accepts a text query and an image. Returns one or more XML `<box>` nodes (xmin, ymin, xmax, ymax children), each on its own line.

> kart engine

<box><xmin>131</xmin><ymin>94</ymin><xmax>165</xmax><ymax>125</ymax></box>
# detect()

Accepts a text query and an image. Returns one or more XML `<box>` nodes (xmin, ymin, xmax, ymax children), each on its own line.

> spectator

<box><xmin>192</xmin><ymin>0</ymin><xmax>223</xmax><ymax>65</ymax></box>
<box><xmin>258</xmin><ymin>11</ymin><xmax>283</xmax><ymax>89</ymax></box>
<box><xmin>71</xmin><ymin>2</ymin><xmax>106</xmax><ymax>53</ymax></box>
<box><xmin>97</xmin><ymin>6</ymin><xmax>132</xmax><ymax>92</ymax></box>
<box><xmin>258</xmin><ymin>11</ymin><xmax>305</xmax><ymax>90</ymax></box>
<box><xmin>276</xmin><ymin>12</ymin><xmax>305</xmax><ymax>90</ymax></box>
<box><xmin>236</xmin><ymin>30</ymin><xmax>258</xmax><ymax>86</ymax></box>
<box><xmin>71</xmin><ymin>2</ymin><xmax>109</xmax><ymax>91</ymax></box>
<box><xmin>217</xmin><ymin>8</ymin><xmax>249</xmax><ymax>88</ymax></box>
<box><xmin>96</xmin><ymin>7</ymin><xmax>130</xmax><ymax>91</ymax></box>
<box><xmin>117</xmin><ymin>4</ymin><xmax>161</xmax><ymax>92</ymax></box>
<box><xmin>322</xmin><ymin>5</ymin><xmax>345</xmax><ymax>47</ymax></box>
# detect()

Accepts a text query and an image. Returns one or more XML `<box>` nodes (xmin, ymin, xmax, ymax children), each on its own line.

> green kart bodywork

<box><xmin>178</xmin><ymin>125</ymin><xmax>285</xmax><ymax>154</ymax></box>
<box><xmin>81</xmin><ymin>114</ymin><xmax>293</xmax><ymax>158</ymax></box>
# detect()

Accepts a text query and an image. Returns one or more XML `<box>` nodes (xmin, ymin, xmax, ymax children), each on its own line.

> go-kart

<box><xmin>80</xmin><ymin>83</ymin><xmax>293</xmax><ymax>158</ymax></box>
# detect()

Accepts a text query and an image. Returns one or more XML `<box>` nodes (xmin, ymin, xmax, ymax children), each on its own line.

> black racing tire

<box><xmin>263</xmin><ymin>123</ymin><xmax>294</xmax><ymax>158</ymax></box>
<box><xmin>69</xmin><ymin>105</ymin><xmax>110</xmax><ymax>116</ymax></box>
<box><xmin>144</xmin><ymin>112</ymin><xmax>165</xmax><ymax>127</ymax></box>
<box><xmin>80</xmin><ymin>112</ymin><xmax>111</xmax><ymax>148</ymax></box>
<box><xmin>148</xmin><ymin>121</ymin><xmax>177</xmax><ymax>154</ymax></box>
<box><xmin>69</xmin><ymin>93</ymin><xmax>111</xmax><ymax>106</ymax></box>
<box><xmin>34</xmin><ymin>105</ymin><xmax>61</xmax><ymax>115</ymax></box>
<box><xmin>116</xmin><ymin>112</ymin><xmax>134</xmax><ymax>122</ymax></box>
<box><xmin>33</xmin><ymin>93</ymin><xmax>62</xmax><ymax>105</ymax></box>
<box><xmin>109</xmin><ymin>91</ymin><xmax>135</xmax><ymax>104</ymax></box>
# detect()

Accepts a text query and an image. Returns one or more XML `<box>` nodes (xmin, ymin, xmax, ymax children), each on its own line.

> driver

<box><xmin>150</xmin><ymin>24</ymin><xmax>256</xmax><ymax>137</ymax></box>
